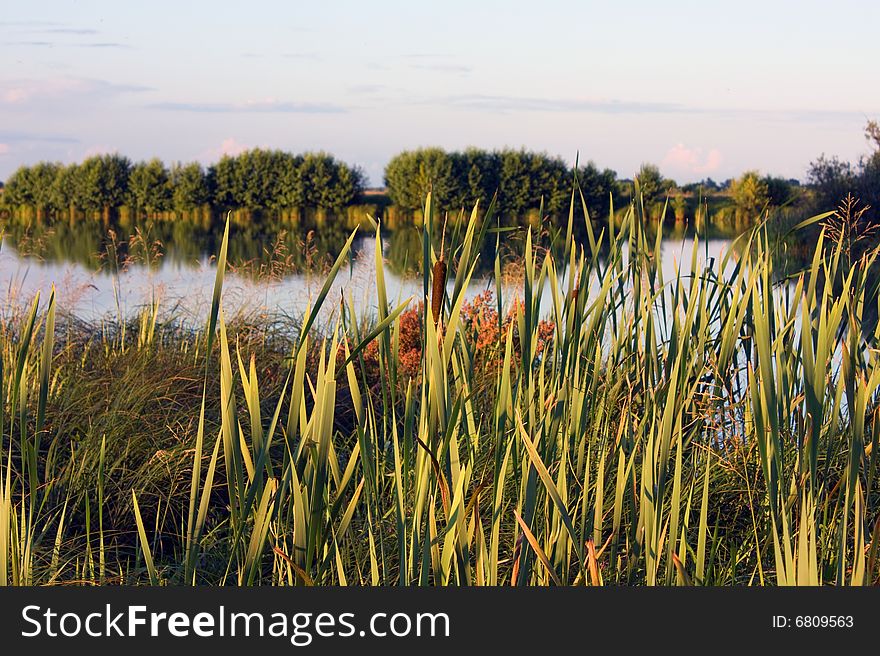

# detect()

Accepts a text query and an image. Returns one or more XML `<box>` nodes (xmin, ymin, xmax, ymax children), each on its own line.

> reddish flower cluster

<box><xmin>394</xmin><ymin>302</ymin><xmax>424</xmax><ymax>379</ymax></box>
<box><xmin>354</xmin><ymin>302</ymin><xmax>423</xmax><ymax>386</ymax></box>
<box><xmin>460</xmin><ymin>290</ymin><xmax>555</xmax><ymax>366</ymax></box>
<box><xmin>352</xmin><ymin>290</ymin><xmax>555</xmax><ymax>393</ymax></box>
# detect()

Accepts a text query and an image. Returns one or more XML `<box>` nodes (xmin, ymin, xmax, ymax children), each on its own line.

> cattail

<box><xmin>431</xmin><ymin>214</ymin><xmax>449</xmax><ymax>326</ymax></box>
<box><xmin>431</xmin><ymin>256</ymin><xmax>447</xmax><ymax>325</ymax></box>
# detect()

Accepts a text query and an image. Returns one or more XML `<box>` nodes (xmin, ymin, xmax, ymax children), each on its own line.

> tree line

<box><xmin>384</xmin><ymin>147</ymin><xmax>618</xmax><ymax>219</ymax></box>
<box><xmin>5</xmin><ymin>135</ymin><xmax>872</xmax><ymax>226</ymax></box>
<box><xmin>0</xmin><ymin>150</ymin><xmax>366</xmax><ymax>221</ymax></box>
<box><xmin>806</xmin><ymin>120</ymin><xmax>880</xmax><ymax>218</ymax></box>
<box><xmin>0</xmin><ymin>147</ymin><xmax>622</xmax><ymax>223</ymax></box>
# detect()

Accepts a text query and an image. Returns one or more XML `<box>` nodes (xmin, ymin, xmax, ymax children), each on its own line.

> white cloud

<box><xmin>661</xmin><ymin>143</ymin><xmax>723</xmax><ymax>177</ymax></box>
<box><xmin>148</xmin><ymin>98</ymin><xmax>344</xmax><ymax>114</ymax></box>
<box><xmin>0</xmin><ymin>143</ymin><xmax>10</xmax><ymax>155</ymax></box>
<box><xmin>197</xmin><ymin>137</ymin><xmax>252</xmax><ymax>163</ymax></box>
<box><xmin>219</xmin><ymin>137</ymin><xmax>248</xmax><ymax>156</ymax></box>
<box><xmin>2</xmin><ymin>88</ymin><xmax>28</xmax><ymax>103</ymax></box>
<box><xmin>0</xmin><ymin>77</ymin><xmax>148</xmax><ymax>107</ymax></box>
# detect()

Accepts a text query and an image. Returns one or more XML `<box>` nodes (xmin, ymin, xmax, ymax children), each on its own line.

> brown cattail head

<box><xmin>431</xmin><ymin>256</ymin><xmax>447</xmax><ymax>325</ymax></box>
<box><xmin>431</xmin><ymin>213</ymin><xmax>449</xmax><ymax>326</ymax></box>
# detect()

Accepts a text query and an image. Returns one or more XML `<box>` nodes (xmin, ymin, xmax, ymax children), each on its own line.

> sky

<box><xmin>1</xmin><ymin>0</ymin><xmax>879</xmax><ymax>186</ymax></box>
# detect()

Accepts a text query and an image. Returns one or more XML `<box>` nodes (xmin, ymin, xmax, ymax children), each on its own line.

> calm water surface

<box><xmin>0</xmin><ymin>220</ymin><xmax>737</xmax><ymax>326</ymax></box>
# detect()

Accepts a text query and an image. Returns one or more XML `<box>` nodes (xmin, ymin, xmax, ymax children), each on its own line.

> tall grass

<box><xmin>1</xmin><ymin>189</ymin><xmax>878</xmax><ymax>586</ymax></box>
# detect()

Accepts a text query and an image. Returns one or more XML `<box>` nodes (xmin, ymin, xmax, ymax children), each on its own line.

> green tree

<box><xmin>807</xmin><ymin>121</ymin><xmax>880</xmax><ymax>218</ymax></box>
<box><xmin>671</xmin><ymin>189</ymin><xmax>687</xmax><ymax>222</ymax></box>
<box><xmin>312</xmin><ymin>152</ymin><xmax>363</xmax><ymax>209</ymax></box>
<box><xmin>385</xmin><ymin>148</ymin><xmax>457</xmax><ymax>210</ymax></box>
<box><xmin>129</xmin><ymin>159</ymin><xmax>171</xmax><ymax>216</ymax></box>
<box><xmin>230</xmin><ymin>149</ymin><xmax>270</xmax><ymax>209</ymax></box>
<box><xmin>0</xmin><ymin>163</ymin><xmax>60</xmax><ymax>219</ymax></box>
<box><xmin>807</xmin><ymin>155</ymin><xmax>855</xmax><ymax>210</ymax></box>
<box><xmin>31</xmin><ymin>162</ymin><xmax>61</xmax><ymax>219</ymax></box>
<box><xmin>497</xmin><ymin>149</ymin><xmax>533</xmax><ymax>218</ymax></box>
<box><xmin>858</xmin><ymin>151</ymin><xmax>880</xmax><ymax>214</ymax></box>
<box><xmin>77</xmin><ymin>154</ymin><xmax>132</xmax><ymax>221</ymax></box>
<box><xmin>762</xmin><ymin>175</ymin><xmax>794</xmax><ymax>207</ymax></box>
<box><xmin>266</xmin><ymin>151</ymin><xmax>304</xmax><ymax>211</ymax></box>
<box><xmin>866</xmin><ymin>119</ymin><xmax>880</xmax><ymax>151</ymax></box>
<box><xmin>51</xmin><ymin>163</ymin><xmax>80</xmax><ymax>220</ymax></box>
<box><xmin>577</xmin><ymin>161</ymin><xmax>618</xmax><ymax>220</ymax></box>
<box><xmin>170</xmin><ymin>162</ymin><xmax>211</xmax><ymax>213</ymax></box>
<box><xmin>730</xmin><ymin>170</ymin><xmax>770</xmax><ymax>217</ymax></box>
<box><xmin>209</xmin><ymin>155</ymin><xmax>242</xmax><ymax>209</ymax></box>
<box><xmin>3</xmin><ymin>166</ymin><xmax>34</xmax><ymax>208</ymax></box>
<box><xmin>327</xmin><ymin>160</ymin><xmax>365</xmax><ymax>209</ymax></box>
<box><xmin>209</xmin><ymin>149</ymin><xmax>364</xmax><ymax>212</ymax></box>
<box><xmin>2</xmin><ymin>165</ymin><xmax>35</xmax><ymax>209</ymax></box>
<box><xmin>385</xmin><ymin>147</ymin><xmax>611</xmax><ymax>222</ymax></box>
<box><xmin>635</xmin><ymin>163</ymin><xmax>669</xmax><ymax>207</ymax></box>
<box><xmin>528</xmin><ymin>152</ymin><xmax>569</xmax><ymax>216</ymax></box>
<box><xmin>300</xmin><ymin>152</ymin><xmax>333</xmax><ymax>208</ymax></box>
<box><xmin>859</xmin><ymin>121</ymin><xmax>880</xmax><ymax>212</ymax></box>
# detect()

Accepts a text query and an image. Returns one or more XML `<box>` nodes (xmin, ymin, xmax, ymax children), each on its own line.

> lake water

<box><xmin>0</xmin><ymin>219</ymin><xmax>739</xmax><ymax>327</ymax></box>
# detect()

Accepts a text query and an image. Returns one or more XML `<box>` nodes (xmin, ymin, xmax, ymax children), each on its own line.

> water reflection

<box><xmin>0</xmin><ymin>215</ymin><xmax>359</xmax><ymax>274</ymax></box>
<box><xmin>0</xmin><ymin>214</ymin><xmax>747</xmax><ymax>325</ymax></box>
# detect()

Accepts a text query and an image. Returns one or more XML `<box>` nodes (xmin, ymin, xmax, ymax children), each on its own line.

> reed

<box><xmin>0</xmin><ymin>185</ymin><xmax>877</xmax><ymax>586</ymax></box>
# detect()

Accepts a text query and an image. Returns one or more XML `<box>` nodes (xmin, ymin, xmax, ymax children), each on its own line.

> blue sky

<box><xmin>2</xmin><ymin>0</ymin><xmax>878</xmax><ymax>185</ymax></box>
